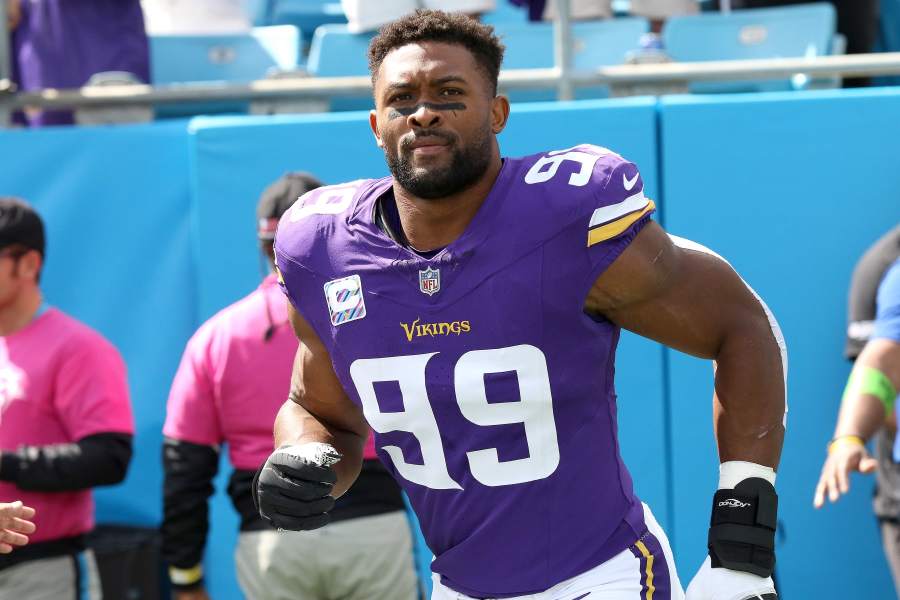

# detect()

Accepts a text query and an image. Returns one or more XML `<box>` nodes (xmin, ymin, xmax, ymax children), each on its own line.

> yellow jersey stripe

<box><xmin>635</xmin><ymin>540</ymin><xmax>656</xmax><ymax>600</ymax></box>
<box><xmin>588</xmin><ymin>190</ymin><xmax>649</xmax><ymax>228</ymax></box>
<box><xmin>586</xmin><ymin>200</ymin><xmax>656</xmax><ymax>247</ymax></box>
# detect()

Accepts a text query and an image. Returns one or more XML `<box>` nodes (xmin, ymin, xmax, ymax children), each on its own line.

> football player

<box><xmin>254</xmin><ymin>10</ymin><xmax>786</xmax><ymax>600</ymax></box>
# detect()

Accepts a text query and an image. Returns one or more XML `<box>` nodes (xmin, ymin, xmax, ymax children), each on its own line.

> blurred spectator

<box><xmin>7</xmin><ymin>0</ymin><xmax>150</xmax><ymax>126</ymax></box>
<box><xmin>341</xmin><ymin>0</ymin><xmax>496</xmax><ymax>33</ymax></box>
<box><xmin>141</xmin><ymin>0</ymin><xmax>254</xmax><ymax>34</ymax></box>
<box><xmin>510</xmin><ymin>0</ymin><xmax>698</xmax><ymax>31</ymax></box>
<box><xmin>161</xmin><ymin>173</ymin><xmax>417</xmax><ymax>600</ymax></box>
<box><xmin>814</xmin><ymin>224</ymin><xmax>900</xmax><ymax>596</ymax></box>
<box><xmin>0</xmin><ymin>198</ymin><xmax>134</xmax><ymax>599</ymax></box>
<box><xmin>724</xmin><ymin>0</ymin><xmax>879</xmax><ymax>86</ymax></box>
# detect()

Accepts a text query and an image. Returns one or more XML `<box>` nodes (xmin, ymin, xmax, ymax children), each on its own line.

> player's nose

<box><xmin>409</xmin><ymin>103</ymin><xmax>441</xmax><ymax>129</ymax></box>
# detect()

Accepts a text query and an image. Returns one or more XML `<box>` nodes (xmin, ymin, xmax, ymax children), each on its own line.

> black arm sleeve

<box><xmin>161</xmin><ymin>437</ymin><xmax>219</xmax><ymax>571</ymax></box>
<box><xmin>0</xmin><ymin>432</ymin><xmax>132</xmax><ymax>491</ymax></box>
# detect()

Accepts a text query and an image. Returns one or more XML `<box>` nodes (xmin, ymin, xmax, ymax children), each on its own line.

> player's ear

<box><xmin>490</xmin><ymin>94</ymin><xmax>510</xmax><ymax>135</ymax></box>
<box><xmin>19</xmin><ymin>251</ymin><xmax>41</xmax><ymax>283</ymax></box>
<box><xmin>369</xmin><ymin>110</ymin><xmax>385</xmax><ymax>148</ymax></box>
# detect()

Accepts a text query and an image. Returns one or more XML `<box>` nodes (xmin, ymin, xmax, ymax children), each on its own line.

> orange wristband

<box><xmin>827</xmin><ymin>435</ymin><xmax>865</xmax><ymax>454</ymax></box>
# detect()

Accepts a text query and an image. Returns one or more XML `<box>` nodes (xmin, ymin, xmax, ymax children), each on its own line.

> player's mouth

<box><xmin>412</xmin><ymin>145</ymin><xmax>448</xmax><ymax>156</ymax></box>
<box><xmin>403</xmin><ymin>132</ymin><xmax>454</xmax><ymax>157</ymax></box>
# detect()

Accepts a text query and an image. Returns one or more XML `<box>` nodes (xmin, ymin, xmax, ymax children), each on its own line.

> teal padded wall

<box><xmin>0</xmin><ymin>121</ymin><xmax>195</xmax><ymax>528</ymax></box>
<box><xmin>660</xmin><ymin>88</ymin><xmax>900</xmax><ymax>598</ymax></box>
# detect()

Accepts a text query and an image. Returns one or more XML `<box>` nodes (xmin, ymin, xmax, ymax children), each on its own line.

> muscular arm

<box><xmin>274</xmin><ymin>304</ymin><xmax>370</xmax><ymax>498</ymax></box>
<box><xmin>586</xmin><ymin>222</ymin><xmax>786</xmax><ymax>468</ymax></box>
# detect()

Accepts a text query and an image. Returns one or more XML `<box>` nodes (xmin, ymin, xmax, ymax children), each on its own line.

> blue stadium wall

<box><xmin>0</xmin><ymin>88</ymin><xmax>897</xmax><ymax>599</ymax></box>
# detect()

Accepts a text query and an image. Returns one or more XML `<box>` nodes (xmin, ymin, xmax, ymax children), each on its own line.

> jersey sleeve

<box><xmin>273</xmin><ymin>181</ymin><xmax>363</xmax><ymax>313</ymax></box>
<box><xmin>556</xmin><ymin>145</ymin><xmax>656</xmax><ymax>280</ymax></box>
<box><xmin>54</xmin><ymin>332</ymin><xmax>134</xmax><ymax>441</ymax></box>
<box><xmin>163</xmin><ymin>325</ymin><xmax>223</xmax><ymax>446</ymax></box>
<box><xmin>873</xmin><ymin>258</ymin><xmax>900</xmax><ymax>343</ymax></box>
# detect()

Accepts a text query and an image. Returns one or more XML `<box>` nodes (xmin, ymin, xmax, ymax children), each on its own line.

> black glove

<box><xmin>252</xmin><ymin>443</ymin><xmax>341</xmax><ymax>531</ymax></box>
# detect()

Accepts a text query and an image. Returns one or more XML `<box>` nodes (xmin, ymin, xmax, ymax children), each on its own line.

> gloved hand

<box><xmin>253</xmin><ymin>442</ymin><xmax>342</xmax><ymax>531</ymax></box>
<box><xmin>685</xmin><ymin>556</ymin><xmax>777</xmax><ymax>600</ymax></box>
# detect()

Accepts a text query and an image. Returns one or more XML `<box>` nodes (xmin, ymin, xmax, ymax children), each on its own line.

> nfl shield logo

<box><xmin>419</xmin><ymin>267</ymin><xmax>440</xmax><ymax>296</ymax></box>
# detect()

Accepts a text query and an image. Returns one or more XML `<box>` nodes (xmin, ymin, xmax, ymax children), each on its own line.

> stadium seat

<box><xmin>150</xmin><ymin>25</ymin><xmax>301</xmax><ymax>85</ymax></box>
<box><xmin>306</xmin><ymin>25</ymin><xmax>376</xmax><ymax>111</ymax></box>
<box><xmin>661</xmin><ymin>3</ymin><xmax>837</xmax><ymax>93</ymax></box>
<box><xmin>150</xmin><ymin>25</ymin><xmax>302</xmax><ymax>117</ymax></box>
<box><xmin>482</xmin><ymin>2</ymin><xmax>529</xmax><ymax>24</ymax></box>
<box><xmin>268</xmin><ymin>0</ymin><xmax>348</xmax><ymax>41</ymax></box>
<box><xmin>496</xmin><ymin>18</ymin><xmax>650</xmax><ymax>101</ymax></box>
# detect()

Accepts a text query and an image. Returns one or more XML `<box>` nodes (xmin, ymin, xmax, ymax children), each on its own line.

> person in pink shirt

<box><xmin>162</xmin><ymin>173</ymin><xmax>417</xmax><ymax>600</ymax></box>
<box><xmin>0</xmin><ymin>197</ymin><xmax>134</xmax><ymax>599</ymax></box>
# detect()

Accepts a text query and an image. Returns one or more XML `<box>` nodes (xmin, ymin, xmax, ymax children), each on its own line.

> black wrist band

<box><xmin>707</xmin><ymin>477</ymin><xmax>778</xmax><ymax>578</ymax></box>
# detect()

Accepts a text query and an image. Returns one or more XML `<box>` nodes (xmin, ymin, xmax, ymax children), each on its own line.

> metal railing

<box><xmin>4</xmin><ymin>53</ymin><xmax>900</xmax><ymax>109</ymax></box>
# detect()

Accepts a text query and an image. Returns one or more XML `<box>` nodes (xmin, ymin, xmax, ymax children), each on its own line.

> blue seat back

<box><xmin>496</xmin><ymin>18</ymin><xmax>650</xmax><ymax>101</ymax></box>
<box><xmin>482</xmin><ymin>2</ymin><xmax>529</xmax><ymax>24</ymax></box>
<box><xmin>269</xmin><ymin>0</ymin><xmax>347</xmax><ymax>40</ymax></box>
<box><xmin>662</xmin><ymin>3</ymin><xmax>836</xmax><ymax>92</ymax></box>
<box><xmin>150</xmin><ymin>26</ymin><xmax>301</xmax><ymax>117</ymax></box>
<box><xmin>306</xmin><ymin>25</ymin><xmax>375</xmax><ymax>111</ymax></box>
<box><xmin>150</xmin><ymin>25</ymin><xmax>301</xmax><ymax>85</ymax></box>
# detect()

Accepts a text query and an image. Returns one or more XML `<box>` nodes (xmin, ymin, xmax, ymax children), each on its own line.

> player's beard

<box><xmin>387</xmin><ymin>127</ymin><xmax>492</xmax><ymax>200</ymax></box>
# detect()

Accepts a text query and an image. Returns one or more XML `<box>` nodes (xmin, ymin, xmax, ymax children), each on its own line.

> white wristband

<box><xmin>718</xmin><ymin>461</ymin><xmax>776</xmax><ymax>489</ymax></box>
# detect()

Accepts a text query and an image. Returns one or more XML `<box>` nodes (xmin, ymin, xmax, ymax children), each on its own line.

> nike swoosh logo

<box><xmin>623</xmin><ymin>172</ymin><xmax>639</xmax><ymax>191</ymax></box>
<box><xmin>571</xmin><ymin>594</ymin><xmax>591</xmax><ymax>600</ymax></box>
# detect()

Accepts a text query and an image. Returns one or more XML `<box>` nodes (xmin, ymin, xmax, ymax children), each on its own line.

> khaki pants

<box><xmin>236</xmin><ymin>511</ymin><xmax>419</xmax><ymax>600</ymax></box>
<box><xmin>0</xmin><ymin>550</ymin><xmax>102</xmax><ymax>600</ymax></box>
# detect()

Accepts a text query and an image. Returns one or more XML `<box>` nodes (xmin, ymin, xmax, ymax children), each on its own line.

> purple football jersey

<box><xmin>275</xmin><ymin>144</ymin><xmax>657</xmax><ymax>598</ymax></box>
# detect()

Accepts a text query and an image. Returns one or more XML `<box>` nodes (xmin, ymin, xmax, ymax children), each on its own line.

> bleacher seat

<box><xmin>150</xmin><ymin>25</ymin><xmax>301</xmax><ymax>85</ymax></box>
<box><xmin>307</xmin><ymin>18</ymin><xmax>649</xmax><ymax>110</ymax></box>
<box><xmin>306</xmin><ymin>25</ymin><xmax>376</xmax><ymax>111</ymax></box>
<box><xmin>496</xmin><ymin>18</ymin><xmax>650</xmax><ymax>101</ymax></box>
<box><xmin>662</xmin><ymin>3</ymin><xmax>837</xmax><ymax>93</ymax></box>
<box><xmin>482</xmin><ymin>2</ymin><xmax>529</xmax><ymax>25</ymax></box>
<box><xmin>268</xmin><ymin>0</ymin><xmax>347</xmax><ymax>41</ymax></box>
<box><xmin>150</xmin><ymin>25</ymin><xmax>302</xmax><ymax>116</ymax></box>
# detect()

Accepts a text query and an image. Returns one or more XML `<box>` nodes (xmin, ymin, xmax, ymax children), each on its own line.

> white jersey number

<box><xmin>524</xmin><ymin>147</ymin><xmax>608</xmax><ymax>187</ymax></box>
<box><xmin>349</xmin><ymin>344</ymin><xmax>560</xmax><ymax>489</ymax></box>
<box><xmin>289</xmin><ymin>182</ymin><xmax>360</xmax><ymax>222</ymax></box>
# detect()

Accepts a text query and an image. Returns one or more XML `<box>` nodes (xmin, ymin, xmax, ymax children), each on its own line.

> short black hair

<box><xmin>368</xmin><ymin>10</ymin><xmax>505</xmax><ymax>95</ymax></box>
<box><xmin>0</xmin><ymin>197</ymin><xmax>44</xmax><ymax>257</ymax></box>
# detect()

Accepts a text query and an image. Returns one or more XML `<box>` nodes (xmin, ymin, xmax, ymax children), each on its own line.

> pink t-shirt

<box><xmin>0</xmin><ymin>308</ymin><xmax>133</xmax><ymax>543</ymax></box>
<box><xmin>164</xmin><ymin>276</ymin><xmax>375</xmax><ymax>471</ymax></box>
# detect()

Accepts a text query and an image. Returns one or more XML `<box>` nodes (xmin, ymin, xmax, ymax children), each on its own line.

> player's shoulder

<box><xmin>273</xmin><ymin>177</ymin><xmax>389</xmax><ymax>269</ymax></box>
<box><xmin>504</xmin><ymin>144</ymin><xmax>654</xmax><ymax>246</ymax></box>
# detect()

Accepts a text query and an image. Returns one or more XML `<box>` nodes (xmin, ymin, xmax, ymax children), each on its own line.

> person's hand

<box><xmin>0</xmin><ymin>501</ymin><xmax>36</xmax><ymax>553</ymax></box>
<box><xmin>173</xmin><ymin>587</ymin><xmax>211</xmax><ymax>600</ymax></box>
<box><xmin>813</xmin><ymin>436</ymin><xmax>876</xmax><ymax>508</ymax></box>
<box><xmin>6</xmin><ymin>0</ymin><xmax>22</xmax><ymax>32</ymax></box>
<box><xmin>253</xmin><ymin>442</ymin><xmax>340</xmax><ymax>531</ymax></box>
<box><xmin>685</xmin><ymin>556</ymin><xmax>777</xmax><ymax>600</ymax></box>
